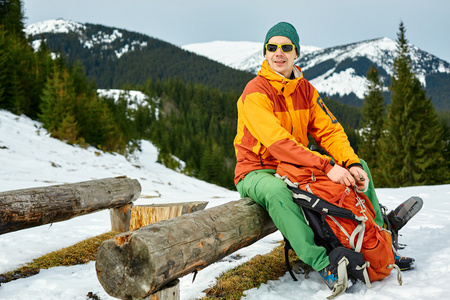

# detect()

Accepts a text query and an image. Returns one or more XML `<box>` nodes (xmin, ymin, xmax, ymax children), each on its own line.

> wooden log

<box><xmin>130</xmin><ymin>201</ymin><xmax>209</xmax><ymax>230</ymax></box>
<box><xmin>96</xmin><ymin>197</ymin><xmax>277</xmax><ymax>300</ymax></box>
<box><xmin>0</xmin><ymin>176</ymin><xmax>141</xmax><ymax>235</ymax></box>
<box><xmin>143</xmin><ymin>280</ymin><xmax>179</xmax><ymax>300</ymax></box>
<box><xmin>110</xmin><ymin>203</ymin><xmax>134</xmax><ymax>232</ymax></box>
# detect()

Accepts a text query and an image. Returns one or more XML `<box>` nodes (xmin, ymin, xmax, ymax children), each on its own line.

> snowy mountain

<box><xmin>183</xmin><ymin>38</ymin><xmax>450</xmax><ymax>109</ymax></box>
<box><xmin>24</xmin><ymin>19</ymin><xmax>254</xmax><ymax>92</ymax></box>
<box><xmin>1</xmin><ymin>108</ymin><xmax>449</xmax><ymax>300</ymax></box>
<box><xmin>25</xmin><ymin>19</ymin><xmax>148</xmax><ymax>59</ymax></box>
<box><xmin>25</xmin><ymin>19</ymin><xmax>450</xmax><ymax>109</ymax></box>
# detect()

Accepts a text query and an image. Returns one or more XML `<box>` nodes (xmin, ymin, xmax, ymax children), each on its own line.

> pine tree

<box><xmin>378</xmin><ymin>22</ymin><xmax>447</xmax><ymax>187</ymax></box>
<box><xmin>0</xmin><ymin>0</ymin><xmax>43</xmax><ymax>116</ymax></box>
<box><xmin>8</xmin><ymin>34</ymin><xmax>37</xmax><ymax>115</ymax></box>
<box><xmin>0</xmin><ymin>27</ymin><xmax>7</xmax><ymax>104</ymax></box>
<box><xmin>359</xmin><ymin>65</ymin><xmax>386</xmax><ymax>180</ymax></box>
<box><xmin>0</xmin><ymin>0</ymin><xmax>26</xmax><ymax>41</ymax></box>
<box><xmin>39</xmin><ymin>65</ymin><xmax>76</xmax><ymax>136</ymax></box>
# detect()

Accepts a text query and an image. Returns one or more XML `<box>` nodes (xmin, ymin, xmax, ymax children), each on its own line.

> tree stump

<box><xmin>96</xmin><ymin>197</ymin><xmax>277</xmax><ymax>300</ymax></box>
<box><xmin>129</xmin><ymin>201</ymin><xmax>209</xmax><ymax>230</ymax></box>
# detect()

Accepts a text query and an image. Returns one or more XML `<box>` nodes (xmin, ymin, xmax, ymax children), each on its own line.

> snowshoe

<box><xmin>387</xmin><ymin>196</ymin><xmax>423</xmax><ymax>232</ymax></box>
<box><xmin>383</xmin><ymin>196</ymin><xmax>423</xmax><ymax>250</ymax></box>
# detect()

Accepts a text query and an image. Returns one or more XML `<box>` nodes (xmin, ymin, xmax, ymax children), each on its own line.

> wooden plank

<box><xmin>0</xmin><ymin>176</ymin><xmax>141</xmax><ymax>235</ymax></box>
<box><xmin>95</xmin><ymin>197</ymin><xmax>277</xmax><ymax>300</ymax></box>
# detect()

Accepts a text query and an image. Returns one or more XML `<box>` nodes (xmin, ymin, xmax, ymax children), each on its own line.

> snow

<box><xmin>114</xmin><ymin>41</ymin><xmax>148</xmax><ymax>59</ymax></box>
<box><xmin>0</xmin><ymin>109</ymin><xmax>449</xmax><ymax>299</ymax></box>
<box><xmin>310</xmin><ymin>68</ymin><xmax>369</xmax><ymax>99</ymax></box>
<box><xmin>25</xmin><ymin>19</ymin><xmax>149</xmax><ymax>59</ymax></box>
<box><xmin>301</xmin><ymin>38</ymin><xmax>397</xmax><ymax>74</ymax></box>
<box><xmin>97</xmin><ymin>89</ymin><xmax>149</xmax><ymax>110</ymax></box>
<box><xmin>24</xmin><ymin>19</ymin><xmax>85</xmax><ymax>36</ymax></box>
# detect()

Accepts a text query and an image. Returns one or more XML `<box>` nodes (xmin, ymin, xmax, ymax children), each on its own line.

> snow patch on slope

<box><xmin>25</xmin><ymin>19</ymin><xmax>149</xmax><ymax>59</ymax></box>
<box><xmin>25</xmin><ymin>18</ymin><xmax>85</xmax><ymax>35</ymax></box>
<box><xmin>311</xmin><ymin>68</ymin><xmax>369</xmax><ymax>99</ymax></box>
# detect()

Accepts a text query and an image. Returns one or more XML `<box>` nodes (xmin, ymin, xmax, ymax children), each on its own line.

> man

<box><xmin>233</xmin><ymin>22</ymin><xmax>415</xmax><ymax>291</ymax></box>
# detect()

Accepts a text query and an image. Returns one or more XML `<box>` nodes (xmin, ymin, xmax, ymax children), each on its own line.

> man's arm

<box><xmin>241</xmin><ymin>92</ymin><xmax>333</xmax><ymax>173</ymax></box>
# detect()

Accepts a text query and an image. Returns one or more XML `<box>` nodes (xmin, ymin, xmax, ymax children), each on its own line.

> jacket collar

<box><xmin>257</xmin><ymin>60</ymin><xmax>303</xmax><ymax>95</ymax></box>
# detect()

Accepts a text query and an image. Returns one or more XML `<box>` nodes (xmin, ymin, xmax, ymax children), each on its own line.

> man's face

<box><xmin>264</xmin><ymin>36</ymin><xmax>298</xmax><ymax>78</ymax></box>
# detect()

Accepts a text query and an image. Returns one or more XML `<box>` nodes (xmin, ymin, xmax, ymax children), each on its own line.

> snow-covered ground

<box><xmin>0</xmin><ymin>109</ymin><xmax>449</xmax><ymax>299</ymax></box>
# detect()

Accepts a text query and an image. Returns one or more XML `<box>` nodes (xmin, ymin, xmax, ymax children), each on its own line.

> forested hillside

<box><xmin>28</xmin><ymin>21</ymin><xmax>255</xmax><ymax>93</ymax></box>
<box><xmin>140</xmin><ymin>78</ymin><xmax>240</xmax><ymax>188</ymax></box>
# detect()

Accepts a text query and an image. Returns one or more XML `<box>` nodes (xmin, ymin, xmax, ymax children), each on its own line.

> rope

<box><xmin>388</xmin><ymin>264</ymin><xmax>403</xmax><ymax>286</ymax></box>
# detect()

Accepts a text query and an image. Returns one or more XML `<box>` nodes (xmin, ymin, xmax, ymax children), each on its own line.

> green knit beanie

<box><xmin>263</xmin><ymin>22</ymin><xmax>300</xmax><ymax>56</ymax></box>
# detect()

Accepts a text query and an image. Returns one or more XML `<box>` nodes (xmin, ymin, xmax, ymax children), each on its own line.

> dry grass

<box><xmin>201</xmin><ymin>241</ymin><xmax>299</xmax><ymax>300</ymax></box>
<box><xmin>0</xmin><ymin>231</ymin><xmax>117</xmax><ymax>283</ymax></box>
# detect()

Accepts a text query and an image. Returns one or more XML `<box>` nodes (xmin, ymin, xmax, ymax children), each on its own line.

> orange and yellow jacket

<box><xmin>234</xmin><ymin>60</ymin><xmax>360</xmax><ymax>185</ymax></box>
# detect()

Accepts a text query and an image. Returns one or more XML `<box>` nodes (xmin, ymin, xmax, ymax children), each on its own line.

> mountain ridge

<box><xmin>183</xmin><ymin>37</ymin><xmax>450</xmax><ymax>109</ymax></box>
<box><xmin>26</xmin><ymin>19</ymin><xmax>450</xmax><ymax>110</ymax></box>
<box><xmin>25</xmin><ymin>19</ymin><xmax>254</xmax><ymax>93</ymax></box>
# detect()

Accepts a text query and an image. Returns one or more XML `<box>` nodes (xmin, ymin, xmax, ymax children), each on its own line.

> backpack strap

<box><xmin>328</xmin><ymin>256</ymin><xmax>349</xmax><ymax>299</ymax></box>
<box><xmin>276</xmin><ymin>174</ymin><xmax>363</xmax><ymax>225</ymax></box>
<box><xmin>283</xmin><ymin>235</ymin><xmax>298</xmax><ymax>281</ymax></box>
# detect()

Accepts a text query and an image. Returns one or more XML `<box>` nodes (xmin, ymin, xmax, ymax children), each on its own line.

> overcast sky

<box><xmin>22</xmin><ymin>0</ymin><xmax>450</xmax><ymax>62</ymax></box>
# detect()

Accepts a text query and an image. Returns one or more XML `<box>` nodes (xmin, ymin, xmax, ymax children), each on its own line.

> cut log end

<box><xmin>96</xmin><ymin>234</ymin><xmax>155</xmax><ymax>300</ymax></box>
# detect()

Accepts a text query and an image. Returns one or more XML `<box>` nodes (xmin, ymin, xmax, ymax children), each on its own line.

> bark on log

<box><xmin>0</xmin><ymin>176</ymin><xmax>141</xmax><ymax>235</ymax></box>
<box><xmin>96</xmin><ymin>197</ymin><xmax>277</xmax><ymax>300</ymax></box>
<box><xmin>130</xmin><ymin>201</ymin><xmax>209</xmax><ymax>230</ymax></box>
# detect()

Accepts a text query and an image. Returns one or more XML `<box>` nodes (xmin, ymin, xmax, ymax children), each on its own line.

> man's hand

<box><xmin>326</xmin><ymin>164</ymin><xmax>370</xmax><ymax>190</ymax></box>
<box><xmin>326</xmin><ymin>164</ymin><xmax>356</xmax><ymax>186</ymax></box>
<box><xmin>349</xmin><ymin>166</ymin><xmax>369</xmax><ymax>192</ymax></box>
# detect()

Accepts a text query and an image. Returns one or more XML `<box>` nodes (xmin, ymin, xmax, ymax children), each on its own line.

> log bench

<box><xmin>0</xmin><ymin>177</ymin><xmax>275</xmax><ymax>300</ymax></box>
<box><xmin>96</xmin><ymin>197</ymin><xmax>277</xmax><ymax>300</ymax></box>
<box><xmin>0</xmin><ymin>176</ymin><xmax>141</xmax><ymax>235</ymax></box>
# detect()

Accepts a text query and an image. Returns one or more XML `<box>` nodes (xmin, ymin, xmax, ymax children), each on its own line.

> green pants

<box><xmin>360</xmin><ymin>159</ymin><xmax>383</xmax><ymax>227</ymax></box>
<box><xmin>236</xmin><ymin>159</ymin><xmax>382</xmax><ymax>271</ymax></box>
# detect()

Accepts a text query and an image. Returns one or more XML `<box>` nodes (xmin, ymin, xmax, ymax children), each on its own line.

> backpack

<box><xmin>276</xmin><ymin>162</ymin><xmax>397</xmax><ymax>284</ymax></box>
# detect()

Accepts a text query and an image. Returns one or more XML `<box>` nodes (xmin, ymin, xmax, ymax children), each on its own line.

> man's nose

<box><xmin>275</xmin><ymin>47</ymin><xmax>284</xmax><ymax>55</ymax></box>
